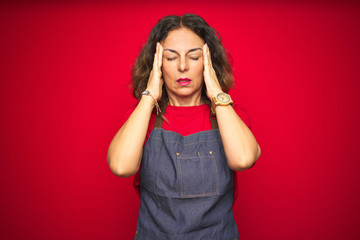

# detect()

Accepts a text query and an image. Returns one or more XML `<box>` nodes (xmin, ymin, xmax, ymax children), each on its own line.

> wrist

<box><xmin>207</xmin><ymin>87</ymin><xmax>223</xmax><ymax>100</ymax></box>
<box><xmin>139</xmin><ymin>90</ymin><xmax>161</xmax><ymax>115</ymax></box>
<box><xmin>210</xmin><ymin>92</ymin><xmax>233</xmax><ymax>115</ymax></box>
<box><xmin>209</xmin><ymin>90</ymin><xmax>224</xmax><ymax>99</ymax></box>
<box><xmin>139</xmin><ymin>94</ymin><xmax>155</xmax><ymax>105</ymax></box>
<box><xmin>145</xmin><ymin>86</ymin><xmax>160</xmax><ymax>100</ymax></box>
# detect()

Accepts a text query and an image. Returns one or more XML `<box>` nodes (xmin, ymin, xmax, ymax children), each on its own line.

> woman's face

<box><xmin>161</xmin><ymin>27</ymin><xmax>205</xmax><ymax>100</ymax></box>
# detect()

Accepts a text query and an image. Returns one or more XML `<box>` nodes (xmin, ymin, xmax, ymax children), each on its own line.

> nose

<box><xmin>178</xmin><ymin>56</ymin><xmax>189</xmax><ymax>72</ymax></box>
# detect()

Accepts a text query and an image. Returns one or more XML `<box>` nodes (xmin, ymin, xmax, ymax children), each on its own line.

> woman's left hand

<box><xmin>203</xmin><ymin>43</ymin><xmax>223</xmax><ymax>99</ymax></box>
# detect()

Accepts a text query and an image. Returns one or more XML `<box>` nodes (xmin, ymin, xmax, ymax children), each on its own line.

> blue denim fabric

<box><xmin>135</xmin><ymin>128</ymin><xmax>239</xmax><ymax>240</ymax></box>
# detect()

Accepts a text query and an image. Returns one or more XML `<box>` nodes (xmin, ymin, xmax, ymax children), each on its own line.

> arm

<box><xmin>215</xmin><ymin>105</ymin><xmax>261</xmax><ymax>171</ymax></box>
<box><xmin>107</xmin><ymin>97</ymin><xmax>154</xmax><ymax>177</ymax></box>
<box><xmin>107</xmin><ymin>43</ymin><xmax>164</xmax><ymax>177</ymax></box>
<box><xmin>203</xmin><ymin>44</ymin><xmax>261</xmax><ymax>171</ymax></box>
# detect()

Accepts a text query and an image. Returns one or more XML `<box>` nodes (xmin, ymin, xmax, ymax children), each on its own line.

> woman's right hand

<box><xmin>107</xmin><ymin>42</ymin><xmax>164</xmax><ymax>177</ymax></box>
<box><xmin>146</xmin><ymin>42</ymin><xmax>164</xmax><ymax>100</ymax></box>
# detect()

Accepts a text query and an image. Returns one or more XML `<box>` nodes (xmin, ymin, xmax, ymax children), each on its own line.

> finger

<box><xmin>153</xmin><ymin>50</ymin><xmax>157</xmax><ymax>71</ymax></box>
<box><xmin>203</xmin><ymin>44</ymin><xmax>208</xmax><ymax>71</ymax></box>
<box><xmin>158</xmin><ymin>43</ymin><xmax>163</xmax><ymax>69</ymax></box>
<box><xmin>206</xmin><ymin>44</ymin><xmax>213</xmax><ymax>69</ymax></box>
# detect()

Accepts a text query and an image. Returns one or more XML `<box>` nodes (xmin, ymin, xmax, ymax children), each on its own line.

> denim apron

<box><xmin>135</xmin><ymin>105</ymin><xmax>239</xmax><ymax>240</ymax></box>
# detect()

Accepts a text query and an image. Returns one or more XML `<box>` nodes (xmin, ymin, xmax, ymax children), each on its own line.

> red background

<box><xmin>1</xmin><ymin>1</ymin><xmax>360</xmax><ymax>239</ymax></box>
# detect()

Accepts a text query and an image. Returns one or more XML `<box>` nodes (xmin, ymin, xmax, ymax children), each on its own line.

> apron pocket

<box><xmin>177</xmin><ymin>152</ymin><xmax>219</xmax><ymax>198</ymax></box>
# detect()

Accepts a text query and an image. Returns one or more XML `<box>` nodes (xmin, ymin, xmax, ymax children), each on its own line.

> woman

<box><xmin>107</xmin><ymin>14</ymin><xmax>261</xmax><ymax>239</ymax></box>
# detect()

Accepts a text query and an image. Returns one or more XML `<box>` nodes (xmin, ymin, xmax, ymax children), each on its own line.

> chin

<box><xmin>172</xmin><ymin>88</ymin><xmax>199</xmax><ymax>97</ymax></box>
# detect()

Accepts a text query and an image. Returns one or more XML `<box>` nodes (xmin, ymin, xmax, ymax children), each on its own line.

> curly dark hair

<box><xmin>131</xmin><ymin>13</ymin><xmax>233</xmax><ymax>107</ymax></box>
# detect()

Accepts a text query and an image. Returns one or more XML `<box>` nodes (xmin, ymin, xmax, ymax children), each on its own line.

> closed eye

<box><xmin>166</xmin><ymin>57</ymin><xmax>177</xmax><ymax>61</ymax></box>
<box><xmin>190</xmin><ymin>57</ymin><xmax>199</xmax><ymax>60</ymax></box>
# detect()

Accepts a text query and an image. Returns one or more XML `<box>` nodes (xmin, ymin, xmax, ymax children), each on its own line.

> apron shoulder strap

<box><xmin>210</xmin><ymin>111</ymin><xmax>219</xmax><ymax>130</ymax></box>
<box><xmin>154</xmin><ymin>103</ymin><xmax>168</xmax><ymax>128</ymax></box>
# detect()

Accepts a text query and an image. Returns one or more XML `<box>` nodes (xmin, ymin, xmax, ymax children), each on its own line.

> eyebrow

<box><xmin>163</xmin><ymin>48</ymin><xmax>203</xmax><ymax>55</ymax></box>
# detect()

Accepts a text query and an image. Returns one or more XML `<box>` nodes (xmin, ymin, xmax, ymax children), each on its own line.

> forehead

<box><xmin>162</xmin><ymin>27</ymin><xmax>204</xmax><ymax>51</ymax></box>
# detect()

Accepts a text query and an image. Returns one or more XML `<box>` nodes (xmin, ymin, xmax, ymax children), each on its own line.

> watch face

<box><xmin>217</xmin><ymin>93</ymin><xmax>231</xmax><ymax>103</ymax></box>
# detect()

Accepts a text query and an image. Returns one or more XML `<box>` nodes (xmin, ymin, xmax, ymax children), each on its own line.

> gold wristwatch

<box><xmin>211</xmin><ymin>92</ymin><xmax>233</xmax><ymax>114</ymax></box>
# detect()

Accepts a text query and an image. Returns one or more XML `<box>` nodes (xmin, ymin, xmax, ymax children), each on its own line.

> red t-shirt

<box><xmin>120</xmin><ymin>103</ymin><xmax>252</xmax><ymax>203</ymax></box>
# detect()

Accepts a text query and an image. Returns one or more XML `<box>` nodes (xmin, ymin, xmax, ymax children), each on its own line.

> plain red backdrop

<box><xmin>1</xmin><ymin>1</ymin><xmax>359</xmax><ymax>239</ymax></box>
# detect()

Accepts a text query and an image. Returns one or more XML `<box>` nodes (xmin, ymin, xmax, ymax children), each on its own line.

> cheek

<box><xmin>192</xmin><ymin>61</ymin><xmax>204</xmax><ymax>77</ymax></box>
<box><xmin>161</xmin><ymin>62</ymin><xmax>175</xmax><ymax>83</ymax></box>
<box><xmin>161</xmin><ymin>62</ymin><xmax>171</xmax><ymax>76</ymax></box>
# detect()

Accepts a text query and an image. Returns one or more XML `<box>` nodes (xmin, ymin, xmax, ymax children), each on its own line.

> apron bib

<box><xmin>135</xmin><ymin>105</ymin><xmax>239</xmax><ymax>240</ymax></box>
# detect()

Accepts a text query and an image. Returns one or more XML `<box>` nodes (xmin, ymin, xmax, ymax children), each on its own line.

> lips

<box><xmin>176</xmin><ymin>78</ymin><xmax>191</xmax><ymax>86</ymax></box>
